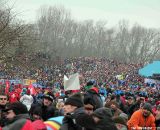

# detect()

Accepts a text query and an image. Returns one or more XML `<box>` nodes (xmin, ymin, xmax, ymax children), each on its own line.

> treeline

<box><xmin>1</xmin><ymin>2</ymin><xmax>160</xmax><ymax>69</ymax></box>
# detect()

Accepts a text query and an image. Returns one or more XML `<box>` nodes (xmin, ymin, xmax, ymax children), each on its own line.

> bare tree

<box><xmin>113</xmin><ymin>21</ymin><xmax>160</xmax><ymax>63</ymax></box>
<box><xmin>35</xmin><ymin>6</ymin><xmax>160</xmax><ymax>64</ymax></box>
<box><xmin>0</xmin><ymin>3</ymin><xmax>27</xmax><ymax>63</ymax></box>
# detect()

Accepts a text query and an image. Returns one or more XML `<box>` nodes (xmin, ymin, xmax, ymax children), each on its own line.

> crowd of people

<box><xmin>0</xmin><ymin>57</ymin><xmax>160</xmax><ymax>130</ymax></box>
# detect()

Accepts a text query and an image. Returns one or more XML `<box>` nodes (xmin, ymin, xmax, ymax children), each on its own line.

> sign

<box><xmin>64</xmin><ymin>73</ymin><xmax>80</xmax><ymax>91</ymax></box>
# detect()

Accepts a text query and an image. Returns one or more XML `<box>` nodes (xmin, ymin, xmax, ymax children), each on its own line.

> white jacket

<box><xmin>20</xmin><ymin>94</ymin><xmax>33</xmax><ymax>110</ymax></box>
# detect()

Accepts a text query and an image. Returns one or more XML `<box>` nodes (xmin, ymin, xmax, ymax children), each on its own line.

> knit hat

<box><xmin>84</xmin><ymin>96</ymin><xmax>96</xmax><ymax>110</ymax></box>
<box><xmin>4</xmin><ymin>102</ymin><xmax>28</xmax><ymax>115</ymax></box>
<box><xmin>113</xmin><ymin>116</ymin><xmax>126</xmax><ymax>126</ymax></box>
<box><xmin>92</xmin><ymin>107</ymin><xmax>112</xmax><ymax>119</ymax></box>
<box><xmin>43</xmin><ymin>92</ymin><xmax>55</xmax><ymax>102</ymax></box>
<box><xmin>32</xmin><ymin>106</ymin><xmax>42</xmax><ymax>117</ymax></box>
<box><xmin>143</xmin><ymin>103</ymin><xmax>152</xmax><ymax>112</ymax></box>
<box><xmin>119</xmin><ymin>113</ymin><xmax>128</xmax><ymax>121</ymax></box>
<box><xmin>65</xmin><ymin>93</ymin><xmax>84</xmax><ymax>108</ymax></box>
<box><xmin>90</xmin><ymin>87</ymin><xmax>99</xmax><ymax>94</ymax></box>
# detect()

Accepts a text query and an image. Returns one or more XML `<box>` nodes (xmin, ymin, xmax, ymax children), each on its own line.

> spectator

<box><xmin>84</xmin><ymin>87</ymin><xmax>103</xmax><ymax>110</ymax></box>
<box><xmin>155</xmin><ymin>104</ymin><xmax>160</xmax><ymax>127</ymax></box>
<box><xmin>60</xmin><ymin>93</ymin><xmax>87</xmax><ymax>130</ymax></box>
<box><xmin>2</xmin><ymin>102</ymin><xmax>33</xmax><ymax>130</ymax></box>
<box><xmin>113</xmin><ymin>116</ymin><xmax>128</xmax><ymax>130</ymax></box>
<box><xmin>20</xmin><ymin>89</ymin><xmax>33</xmax><ymax>111</ymax></box>
<box><xmin>91</xmin><ymin>107</ymin><xmax>118</xmax><ymax>130</ymax></box>
<box><xmin>105</xmin><ymin>100</ymin><xmax>122</xmax><ymax>118</ymax></box>
<box><xmin>56</xmin><ymin>101</ymin><xmax>64</xmax><ymax>116</ymax></box>
<box><xmin>84</xmin><ymin>95</ymin><xmax>95</xmax><ymax>115</ymax></box>
<box><xmin>127</xmin><ymin>103</ymin><xmax>156</xmax><ymax>130</ymax></box>
<box><xmin>0</xmin><ymin>93</ymin><xmax>9</xmax><ymax>127</ymax></box>
<box><xmin>30</xmin><ymin>92</ymin><xmax>56</xmax><ymax>121</ymax></box>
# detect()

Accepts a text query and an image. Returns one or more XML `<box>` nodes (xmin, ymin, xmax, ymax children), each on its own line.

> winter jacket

<box><xmin>32</xmin><ymin>120</ymin><xmax>47</xmax><ymax>130</ymax></box>
<box><xmin>77</xmin><ymin>107</ymin><xmax>118</xmax><ymax>130</ymax></box>
<box><xmin>60</xmin><ymin>107</ymin><xmax>89</xmax><ymax>130</ymax></box>
<box><xmin>92</xmin><ymin>107</ymin><xmax>118</xmax><ymax>130</ymax></box>
<box><xmin>20</xmin><ymin>94</ymin><xmax>33</xmax><ymax>111</ymax></box>
<box><xmin>30</xmin><ymin>102</ymin><xmax>56</xmax><ymax>121</ymax></box>
<box><xmin>0</xmin><ymin>105</ymin><xmax>7</xmax><ymax>127</ymax></box>
<box><xmin>2</xmin><ymin>114</ymin><xmax>34</xmax><ymax>130</ymax></box>
<box><xmin>127</xmin><ymin>109</ymin><xmax>156</xmax><ymax>130</ymax></box>
<box><xmin>95</xmin><ymin>119</ymin><xmax>118</xmax><ymax>130</ymax></box>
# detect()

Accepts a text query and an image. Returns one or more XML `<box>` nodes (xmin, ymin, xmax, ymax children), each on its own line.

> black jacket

<box><xmin>2</xmin><ymin>114</ymin><xmax>32</xmax><ymax>130</ymax></box>
<box><xmin>0</xmin><ymin>105</ymin><xmax>7</xmax><ymax>127</ymax></box>
<box><xmin>30</xmin><ymin>102</ymin><xmax>56</xmax><ymax>121</ymax></box>
<box><xmin>95</xmin><ymin>119</ymin><xmax>118</xmax><ymax>130</ymax></box>
<box><xmin>91</xmin><ymin>108</ymin><xmax>118</xmax><ymax>130</ymax></box>
<box><xmin>60</xmin><ymin>107</ymin><xmax>91</xmax><ymax>130</ymax></box>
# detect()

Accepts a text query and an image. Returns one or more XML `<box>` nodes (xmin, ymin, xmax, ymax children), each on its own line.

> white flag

<box><xmin>64</xmin><ymin>73</ymin><xmax>80</xmax><ymax>91</ymax></box>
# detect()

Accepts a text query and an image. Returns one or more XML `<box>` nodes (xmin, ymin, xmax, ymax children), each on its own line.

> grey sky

<box><xmin>9</xmin><ymin>0</ymin><xmax>160</xmax><ymax>28</ymax></box>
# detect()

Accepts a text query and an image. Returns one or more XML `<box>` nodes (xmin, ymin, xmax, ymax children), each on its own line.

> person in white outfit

<box><xmin>20</xmin><ymin>89</ymin><xmax>33</xmax><ymax>111</ymax></box>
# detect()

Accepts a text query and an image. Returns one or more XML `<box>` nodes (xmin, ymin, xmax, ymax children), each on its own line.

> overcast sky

<box><xmin>9</xmin><ymin>0</ymin><xmax>160</xmax><ymax>28</ymax></box>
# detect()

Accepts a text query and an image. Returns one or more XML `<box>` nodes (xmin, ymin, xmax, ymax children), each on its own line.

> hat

<box><xmin>32</xmin><ymin>107</ymin><xmax>42</xmax><ymax>117</ymax></box>
<box><xmin>84</xmin><ymin>96</ymin><xmax>96</xmax><ymax>110</ymax></box>
<box><xmin>4</xmin><ymin>102</ymin><xmax>28</xmax><ymax>115</ymax></box>
<box><xmin>65</xmin><ymin>93</ymin><xmax>83</xmax><ymax>108</ymax></box>
<box><xmin>127</xmin><ymin>96</ymin><xmax>133</xmax><ymax>100</ymax></box>
<box><xmin>92</xmin><ymin>107</ymin><xmax>112</xmax><ymax>119</ymax></box>
<box><xmin>119</xmin><ymin>113</ymin><xmax>128</xmax><ymax>121</ymax></box>
<box><xmin>113</xmin><ymin>116</ymin><xmax>126</xmax><ymax>126</ymax></box>
<box><xmin>43</xmin><ymin>92</ymin><xmax>54</xmax><ymax>102</ymax></box>
<box><xmin>90</xmin><ymin>87</ymin><xmax>99</xmax><ymax>94</ymax></box>
<box><xmin>143</xmin><ymin>103</ymin><xmax>152</xmax><ymax>112</ymax></box>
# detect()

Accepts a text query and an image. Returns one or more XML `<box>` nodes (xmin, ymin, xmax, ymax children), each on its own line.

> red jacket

<box><xmin>9</xmin><ymin>92</ymin><xmax>19</xmax><ymax>103</ymax></box>
<box><xmin>22</xmin><ymin>120</ymin><xmax>34</xmax><ymax>130</ymax></box>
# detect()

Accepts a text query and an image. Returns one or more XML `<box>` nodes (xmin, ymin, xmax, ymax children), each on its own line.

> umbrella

<box><xmin>44</xmin><ymin>116</ymin><xmax>63</xmax><ymax>130</ymax></box>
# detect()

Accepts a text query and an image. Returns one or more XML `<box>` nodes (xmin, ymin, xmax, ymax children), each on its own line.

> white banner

<box><xmin>64</xmin><ymin>73</ymin><xmax>80</xmax><ymax>91</ymax></box>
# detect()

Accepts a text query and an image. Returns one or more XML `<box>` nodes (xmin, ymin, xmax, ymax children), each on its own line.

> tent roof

<box><xmin>139</xmin><ymin>61</ymin><xmax>160</xmax><ymax>77</ymax></box>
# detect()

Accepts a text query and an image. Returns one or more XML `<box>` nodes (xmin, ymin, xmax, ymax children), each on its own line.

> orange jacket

<box><xmin>127</xmin><ymin>109</ymin><xmax>156</xmax><ymax>130</ymax></box>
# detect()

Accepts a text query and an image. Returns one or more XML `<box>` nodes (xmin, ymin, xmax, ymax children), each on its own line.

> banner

<box><xmin>9</xmin><ymin>80</ymin><xmax>22</xmax><ymax>85</ymax></box>
<box><xmin>23</xmin><ymin>79</ymin><xmax>36</xmax><ymax>85</ymax></box>
<box><xmin>64</xmin><ymin>73</ymin><xmax>80</xmax><ymax>91</ymax></box>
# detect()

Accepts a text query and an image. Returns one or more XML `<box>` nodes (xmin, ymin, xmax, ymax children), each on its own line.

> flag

<box><xmin>64</xmin><ymin>73</ymin><xmax>80</xmax><ymax>91</ymax></box>
<box><xmin>5</xmin><ymin>80</ymin><xmax>10</xmax><ymax>94</ymax></box>
<box><xmin>28</xmin><ymin>83</ymin><xmax>37</xmax><ymax>95</ymax></box>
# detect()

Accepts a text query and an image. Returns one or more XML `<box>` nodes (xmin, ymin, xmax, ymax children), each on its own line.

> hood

<box><xmin>90</xmin><ymin>87</ymin><xmax>99</xmax><ymax>94</ymax></box>
<box><xmin>14</xmin><ymin>113</ymin><xmax>30</xmax><ymax>120</ymax></box>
